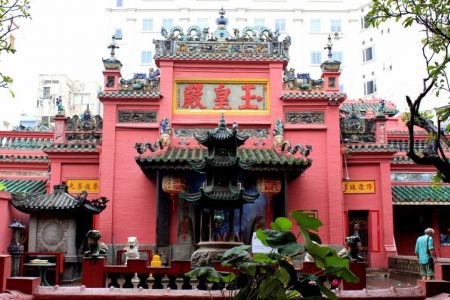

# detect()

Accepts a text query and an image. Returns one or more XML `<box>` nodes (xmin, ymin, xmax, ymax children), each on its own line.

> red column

<box><xmin>169</xmin><ymin>195</ymin><xmax>178</xmax><ymax>244</ymax></box>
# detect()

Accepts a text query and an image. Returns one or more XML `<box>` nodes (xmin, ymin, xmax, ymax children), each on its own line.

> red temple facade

<box><xmin>1</xmin><ymin>12</ymin><xmax>449</xmax><ymax>272</ymax></box>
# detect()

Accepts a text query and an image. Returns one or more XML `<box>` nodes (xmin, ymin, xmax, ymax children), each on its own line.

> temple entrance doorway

<box><xmin>348</xmin><ymin>210</ymin><xmax>369</xmax><ymax>263</ymax></box>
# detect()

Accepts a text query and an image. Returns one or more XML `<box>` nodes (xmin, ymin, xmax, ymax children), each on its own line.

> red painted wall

<box><xmin>0</xmin><ymin>193</ymin><xmax>29</xmax><ymax>254</ymax></box>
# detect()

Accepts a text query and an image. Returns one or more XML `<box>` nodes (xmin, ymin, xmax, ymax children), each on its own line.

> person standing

<box><xmin>415</xmin><ymin>228</ymin><xmax>438</xmax><ymax>280</ymax></box>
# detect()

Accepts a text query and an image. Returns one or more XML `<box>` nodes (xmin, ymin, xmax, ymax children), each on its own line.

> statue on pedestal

<box><xmin>124</xmin><ymin>236</ymin><xmax>140</xmax><ymax>264</ymax></box>
<box><xmin>83</xmin><ymin>230</ymin><xmax>108</xmax><ymax>258</ymax></box>
<box><xmin>338</xmin><ymin>236</ymin><xmax>364</xmax><ymax>262</ymax></box>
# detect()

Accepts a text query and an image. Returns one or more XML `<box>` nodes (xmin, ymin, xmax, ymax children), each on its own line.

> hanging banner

<box><xmin>66</xmin><ymin>179</ymin><xmax>100</xmax><ymax>193</ymax></box>
<box><xmin>343</xmin><ymin>180</ymin><xmax>375</xmax><ymax>194</ymax></box>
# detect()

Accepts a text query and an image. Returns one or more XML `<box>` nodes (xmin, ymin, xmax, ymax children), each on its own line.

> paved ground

<box><xmin>366</xmin><ymin>270</ymin><xmax>418</xmax><ymax>290</ymax></box>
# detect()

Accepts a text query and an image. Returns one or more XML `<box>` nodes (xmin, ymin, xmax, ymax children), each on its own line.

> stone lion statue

<box><xmin>124</xmin><ymin>236</ymin><xmax>140</xmax><ymax>264</ymax></box>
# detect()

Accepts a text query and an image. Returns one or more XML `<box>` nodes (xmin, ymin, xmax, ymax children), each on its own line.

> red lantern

<box><xmin>162</xmin><ymin>175</ymin><xmax>186</xmax><ymax>245</ymax></box>
<box><xmin>256</xmin><ymin>178</ymin><xmax>281</xmax><ymax>196</ymax></box>
<box><xmin>257</xmin><ymin>178</ymin><xmax>281</xmax><ymax>227</ymax></box>
<box><xmin>162</xmin><ymin>176</ymin><xmax>186</xmax><ymax>196</ymax></box>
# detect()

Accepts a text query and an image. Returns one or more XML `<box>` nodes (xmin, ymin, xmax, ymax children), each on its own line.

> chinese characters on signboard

<box><xmin>343</xmin><ymin>180</ymin><xmax>375</xmax><ymax>194</ymax></box>
<box><xmin>66</xmin><ymin>179</ymin><xmax>100</xmax><ymax>194</ymax></box>
<box><xmin>176</xmin><ymin>82</ymin><xmax>268</xmax><ymax>111</ymax></box>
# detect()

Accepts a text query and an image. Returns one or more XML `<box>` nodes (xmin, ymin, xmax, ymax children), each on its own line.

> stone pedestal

<box><xmin>7</xmin><ymin>244</ymin><xmax>24</xmax><ymax>277</ymax></box>
<box><xmin>191</xmin><ymin>241</ymin><xmax>245</xmax><ymax>267</ymax></box>
<box><xmin>81</xmin><ymin>258</ymin><xmax>105</xmax><ymax>288</ymax></box>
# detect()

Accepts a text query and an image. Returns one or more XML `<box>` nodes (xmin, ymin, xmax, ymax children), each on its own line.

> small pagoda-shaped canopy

<box><xmin>181</xmin><ymin>116</ymin><xmax>258</xmax><ymax>209</ymax></box>
<box><xmin>11</xmin><ymin>183</ymin><xmax>108</xmax><ymax>214</ymax></box>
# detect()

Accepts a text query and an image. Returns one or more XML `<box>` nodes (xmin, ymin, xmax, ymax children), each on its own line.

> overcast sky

<box><xmin>0</xmin><ymin>0</ymin><xmax>108</xmax><ymax>125</ymax></box>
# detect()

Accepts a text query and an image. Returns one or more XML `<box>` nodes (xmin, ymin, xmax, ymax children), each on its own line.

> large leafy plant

<box><xmin>187</xmin><ymin>211</ymin><xmax>359</xmax><ymax>299</ymax></box>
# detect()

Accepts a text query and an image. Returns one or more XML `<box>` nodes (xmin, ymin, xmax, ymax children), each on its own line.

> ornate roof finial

<box><xmin>214</xmin><ymin>7</ymin><xmax>230</xmax><ymax>41</ymax></box>
<box><xmin>320</xmin><ymin>34</ymin><xmax>341</xmax><ymax>72</ymax></box>
<box><xmin>216</xmin><ymin>7</ymin><xmax>228</xmax><ymax>26</ymax></box>
<box><xmin>219</xmin><ymin>113</ymin><xmax>226</xmax><ymax>127</ymax></box>
<box><xmin>108</xmin><ymin>35</ymin><xmax>119</xmax><ymax>58</ymax></box>
<box><xmin>324</xmin><ymin>34</ymin><xmax>333</xmax><ymax>60</ymax></box>
<box><xmin>102</xmin><ymin>35</ymin><xmax>123</xmax><ymax>70</ymax></box>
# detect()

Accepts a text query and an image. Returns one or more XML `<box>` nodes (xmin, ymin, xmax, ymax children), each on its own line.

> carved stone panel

<box><xmin>285</xmin><ymin>112</ymin><xmax>324</xmax><ymax>124</ymax></box>
<box><xmin>173</xmin><ymin>128</ymin><xmax>269</xmax><ymax>138</ymax></box>
<box><xmin>118</xmin><ymin>111</ymin><xmax>157</xmax><ymax>123</ymax></box>
<box><xmin>36</xmin><ymin>217</ymin><xmax>70</xmax><ymax>253</ymax></box>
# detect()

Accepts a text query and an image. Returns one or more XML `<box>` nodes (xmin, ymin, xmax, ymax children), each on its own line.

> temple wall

<box><xmin>344</xmin><ymin>162</ymin><xmax>395</xmax><ymax>268</ymax></box>
<box><xmin>0</xmin><ymin>192</ymin><xmax>29</xmax><ymax>253</ymax></box>
<box><xmin>98</xmin><ymin>99</ymin><xmax>160</xmax><ymax>245</ymax></box>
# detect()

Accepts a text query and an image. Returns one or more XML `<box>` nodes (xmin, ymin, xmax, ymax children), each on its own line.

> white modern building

<box><xmin>105</xmin><ymin>0</ymin><xmax>449</xmax><ymax>112</ymax></box>
<box><xmin>36</xmin><ymin>74</ymin><xmax>101</xmax><ymax>126</ymax></box>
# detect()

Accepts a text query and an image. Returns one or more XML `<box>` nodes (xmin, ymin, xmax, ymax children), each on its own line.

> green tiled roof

<box><xmin>98</xmin><ymin>91</ymin><xmax>161</xmax><ymax>99</ymax></box>
<box><xmin>388</xmin><ymin>130</ymin><xmax>427</xmax><ymax>134</ymax></box>
<box><xmin>392</xmin><ymin>185</ymin><xmax>450</xmax><ymax>205</ymax></box>
<box><xmin>0</xmin><ymin>154</ymin><xmax>48</xmax><ymax>163</ymax></box>
<box><xmin>11</xmin><ymin>184</ymin><xmax>108</xmax><ymax>214</ymax></box>
<box><xmin>340</xmin><ymin>102</ymin><xmax>398</xmax><ymax>117</ymax></box>
<box><xmin>136</xmin><ymin>147</ymin><xmax>312</xmax><ymax>174</ymax></box>
<box><xmin>0</xmin><ymin>137</ymin><xmax>53</xmax><ymax>149</ymax></box>
<box><xmin>43</xmin><ymin>143</ymin><xmax>97</xmax><ymax>152</ymax></box>
<box><xmin>347</xmin><ymin>144</ymin><xmax>398</xmax><ymax>153</ymax></box>
<box><xmin>391</xmin><ymin>156</ymin><xmax>414</xmax><ymax>164</ymax></box>
<box><xmin>0</xmin><ymin>179</ymin><xmax>47</xmax><ymax>194</ymax></box>
<box><xmin>155</xmin><ymin>53</ymin><xmax>289</xmax><ymax>61</ymax></box>
<box><xmin>281</xmin><ymin>91</ymin><xmax>346</xmax><ymax>100</ymax></box>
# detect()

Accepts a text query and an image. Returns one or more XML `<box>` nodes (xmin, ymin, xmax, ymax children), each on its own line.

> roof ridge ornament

<box><xmin>102</xmin><ymin>35</ymin><xmax>123</xmax><ymax>71</ymax></box>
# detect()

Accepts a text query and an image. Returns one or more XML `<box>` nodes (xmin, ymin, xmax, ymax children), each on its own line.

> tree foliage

<box><xmin>367</xmin><ymin>0</ymin><xmax>450</xmax><ymax>182</ymax></box>
<box><xmin>186</xmin><ymin>211</ymin><xmax>358</xmax><ymax>299</ymax></box>
<box><xmin>0</xmin><ymin>0</ymin><xmax>31</xmax><ymax>95</ymax></box>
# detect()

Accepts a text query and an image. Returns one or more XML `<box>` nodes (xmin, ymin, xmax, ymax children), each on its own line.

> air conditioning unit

<box><xmin>333</xmin><ymin>32</ymin><xmax>344</xmax><ymax>39</ymax></box>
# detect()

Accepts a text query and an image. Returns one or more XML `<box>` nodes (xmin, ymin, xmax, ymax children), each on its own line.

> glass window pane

<box><xmin>162</xmin><ymin>18</ymin><xmax>173</xmax><ymax>30</ymax></box>
<box><xmin>332</xmin><ymin>51</ymin><xmax>343</xmax><ymax>63</ymax></box>
<box><xmin>331</xmin><ymin>19</ymin><xmax>341</xmax><ymax>32</ymax></box>
<box><xmin>114</xmin><ymin>28</ymin><xmax>122</xmax><ymax>39</ymax></box>
<box><xmin>143</xmin><ymin>19</ymin><xmax>153</xmax><ymax>31</ymax></box>
<box><xmin>116</xmin><ymin>0</ymin><xmax>123</xmax><ymax>7</ymax></box>
<box><xmin>275</xmin><ymin>18</ymin><xmax>286</xmax><ymax>32</ymax></box>
<box><xmin>254</xmin><ymin>18</ymin><xmax>265</xmax><ymax>30</ymax></box>
<box><xmin>311</xmin><ymin>51</ymin><xmax>322</xmax><ymax>64</ymax></box>
<box><xmin>141</xmin><ymin>51</ymin><xmax>152</xmax><ymax>64</ymax></box>
<box><xmin>197</xmin><ymin>18</ymin><xmax>208</xmax><ymax>29</ymax></box>
<box><xmin>310</xmin><ymin>19</ymin><xmax>321</xmax><ymax>33</ymax></box>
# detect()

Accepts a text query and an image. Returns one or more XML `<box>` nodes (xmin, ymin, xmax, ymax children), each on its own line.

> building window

<box><xmin>311</xmin><ymin>51</ymin><xmax>322</xmax><ymax>65</ymax></box>
<box><xmin>274</xmin><ymin>18</ymin><xmax>286</xmax><ymax>32</ymax></box>
<box><xmin>141</xmin><ymin>51</ymin><xmax>153</xmax><ymax>64</ymax></box>
<box><xmin>162</xmin><ymin>18</ymin><xmax>173</xmax><ymax>30</ymax></box>
<box><xmin>254</xmin><ymin>18</ymin><xmax>265</xmax><ymax>30</ymax></box>
<box><xmin>310</xmin><ymin>19</ymin><xmax>321</xmax><ymax>33</ymax></box>
<box><xmin>330</xmin><ymin>19</ymin><xmax>341</xmax><ymax>32</ymax></box>
<box><xmin>116</xmin><ymin>0</ymin><xmax>123</xmax><ymax>7</ymax></box>
<box><xmin>114</xmin><ymin>28</ymin><xmax>122</xmax><ymax>39</ymax></box>
<box><xmin>439</xmin><ymin>208</ymin><xmax>450</xmax><ymax>246</ymax></box>
<box><xmin>361</xmin><ymin>15</ymin><xmax>369</xmax><ymax>29</ymax></box>
<box><xmin>332</xmin><ymin>51</ymin><xmax>343</xmax><ymax>63</ymax></box>
<box><xmin>197</xmin><ymin>18</ymin><xmax>208</xmax><ymax>29</ymax></box>
<box><xmin>73</xmin><ymin>93</ymin><xmax>90</xmax><ymax>105</ymax></box>
<box><xmin>364</xmin><ymin>79</ymin><xmax>377</xmax><ymax>95</ymax></box>
<box><xmin>363</xmin><ymin>46</ymin><xmax>375</xmax><ymax>62</ymax></box>
<box><xmin>43</xmin><ymin>87</ymin><xmax>51</xmax><ymax>99</ymax></box>
<box><xmin>142</xmin><ymin>19</ymin><xmax>153</xmax><ymax>31</ymax></box>
<box><xmin>390</xmin><ymin>172</ymin><xmax>434</xmax><ymax>182</ymax></box>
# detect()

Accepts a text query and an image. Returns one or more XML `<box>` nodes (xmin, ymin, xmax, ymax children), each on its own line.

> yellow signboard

<box><xmin>66</xmin><ymin>179</ymin><xmax>99</xmax><ymax>194</ymax></box>
<box><xmin>343</xmin><ymin>180</ymin><xmax>375</xmax><ymax>194</ymax></box>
